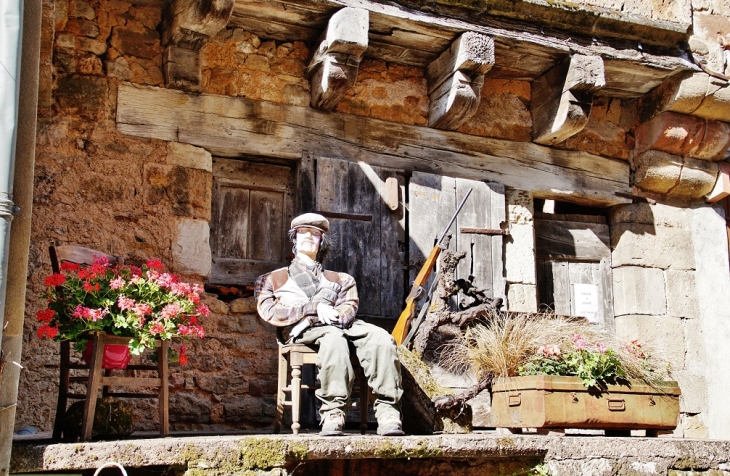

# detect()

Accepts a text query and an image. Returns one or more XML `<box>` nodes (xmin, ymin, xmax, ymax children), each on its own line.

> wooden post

<box><xmin>531</xmin><ymin>54</ymin><xmax>605</xmax><ymax>145</ymax></box>
<box><xmin>426</xmin><ymin>32</ymin><xmax>494</xmax><ymax>130</ymax></box>
<box><xmin>161</xmin><ymin>0</ymin><xmax>234</xmax><ymax>91</ymax></box>
<box><xmin>306</xmin><ymin>7</ymin><xmax>369</xmax><ymax>111</ymax></box>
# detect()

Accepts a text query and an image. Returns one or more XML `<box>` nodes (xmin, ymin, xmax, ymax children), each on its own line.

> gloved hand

<box><xmin>312</xmin><ymin>281</ymin><xmax>342</xmax><ymax>306</ymax></box>
<box><xmin>315</xmin><ymin>303</ymin><xmax>340</xmax><ymax>326</ymax></box>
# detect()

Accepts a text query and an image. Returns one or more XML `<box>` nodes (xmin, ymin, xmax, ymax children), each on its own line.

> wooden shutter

<box><xmin>302</xmin><ymin>155</ymin><xmax>405</xmax><ymax>320</ymax></box>
<box><xmin>535</xmin><ymin>213</ymin><xmax>615</xmax><ymax>331</ymax></box>
<box><xmin>209</xmin><ymin>158</ymin><xmax>295</xmax><ymax>285</ymax></box>
<box><xmin>409</xmin><ymin>172</ymin><xmax>506</xmax><ymax>302</ymax></box>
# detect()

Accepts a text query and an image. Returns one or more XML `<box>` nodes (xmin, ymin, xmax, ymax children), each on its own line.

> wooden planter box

<box><xmin>490</xmin><ymin>376</ymin><xmax>680</xmax><ymax>431</ymax></box>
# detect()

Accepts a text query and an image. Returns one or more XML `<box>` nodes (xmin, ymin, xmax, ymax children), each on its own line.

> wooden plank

<box><xmin>380</xmin><ymin>171</ymin><xmax>406</xmax><ymax>319</ymax></box>
<box><xmin>213</xmin><ymin>185</ymin><xmax>250</xmax><ymax>259</ymax></box>
<box><xmin>597</xmin><ymin>257</ymin><xmax>615</xmax><ymax>333</ymax></box>
<box><xmin>454</xmin><ymin>179</ymin><xmax>493</xmax><ymax>296</ymax></box>
<box><xmin>567</xmin><ymin>262</ymin><xmax>595</xmax><ymax>318</ymax></box>
<box><xmin>409</xmin><ymin>172</ymin><xmax>456</xmax><ymax>300</ymax></box>
<box><xmin>209</xmin><ymin>258</ymin><xmax>287</xmax><ymax>284</ymax></box>
<box><xmin>249</xmin><ymin>189</ymin><xmax>286</xmax><ymax>262</ymax></box>
<box><xmin>550</xmin><ymin>261</ymin><xmax>570</xmax><ymax>316</ymax></box>
<box><xmin>488</xmin><ymin>182</ymin><xmax>506</xmax><ymax>300</ymax></box>
<box><xmin>117</xmin><ymin>84</ymin><xmax>633</xmax><ymax>206</ymax></box>
<box><xmin>535</xmin><ymin>219</ymin><xmax>610</xmax><ymax>261</ymax></box>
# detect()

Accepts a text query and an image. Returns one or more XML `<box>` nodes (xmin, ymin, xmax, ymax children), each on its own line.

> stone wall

<box><xmin>15</xmin><ymin>0</ymin><xmax>728</xmax><ymax>438</ymax></box>
<box><xmin>610</xmin><ymin>201</ymin><xmax>730</xmax><ymax>439</ymax></box>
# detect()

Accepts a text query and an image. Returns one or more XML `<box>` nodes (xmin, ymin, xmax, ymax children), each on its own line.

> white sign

<box><xmin>573</xmin><ymin>283</ymin><xmax>599</xmax><ymax>323</ymax></box>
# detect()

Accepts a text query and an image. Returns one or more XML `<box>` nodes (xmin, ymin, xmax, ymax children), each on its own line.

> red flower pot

<box><xmin>82</xmin><ymin>340</ymin><xmax>132</xmax><ymax>369</ymax></box>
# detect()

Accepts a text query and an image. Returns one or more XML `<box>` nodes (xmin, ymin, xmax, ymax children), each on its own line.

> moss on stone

<box><xmin>373</xmin><ymin>440</ymin><xmax>409</xmax><ymax>459</ymax></box>
<box><xmin>497</xmin><ymin>437</ymin><xmax>516</xmax><ymax>448</ymax></box>
<box><xmin>239</xmin><ymin>437</ymin><xmax>287</xmax><ymax>470</ymax></box>
<box><xmin>397</xmin><ymin>347</ymin><xmax>452</xmax><ymax>399</ymax></box>
<box><xmin>411</xmin><ymin>440</ymin><xmax>443</xmax><ymax>458</ymax></box>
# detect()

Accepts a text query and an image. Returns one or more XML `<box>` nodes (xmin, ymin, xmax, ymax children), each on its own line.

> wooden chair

<box><xmin>50</xmin><ymin>245</ymin><xmax>169</xmax><ymax>442</ymax></box>
<box><xmin>274</xmin><ymin>341</ymin><xmax>370</xmax><ymax>435</ymax></box>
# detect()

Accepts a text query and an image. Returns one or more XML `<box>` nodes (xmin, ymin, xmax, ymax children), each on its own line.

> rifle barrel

<box><xmin>437</xmin><ymin>188</ymin><xmax>473</xmax><ymax>244</ymax></box>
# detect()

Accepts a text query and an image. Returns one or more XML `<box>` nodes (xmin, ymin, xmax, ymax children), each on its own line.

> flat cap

<box><xmin>291</xmin><ymin>213</ymin><xmax>329</xmax><ymax>233</ymax></box>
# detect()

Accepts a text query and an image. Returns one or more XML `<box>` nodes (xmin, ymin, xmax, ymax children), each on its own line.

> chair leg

<box><xmin>53</xmin><ymin>340</ymin><xmax>71</xmax><ymax>441</ymax></box>
<box><xmin>274</xmin><ymin>351</ymin><xmax>287</xmax><ymax>434</ymax></box>
<box><xmin>290</xmin><ymin>362</ymin><xmax>303</xmax><ymax>435</ymax></box>
<box><xmin>82</xmin><ymin>335</ymin><xmax>104</xmax><ymax>441</ymax></box>
<box><xmin>359</xmin><ymin>371</ymin><xmax>369</xmax><ymax>435</ymax></box>
<box><xmin>159</xmin><ymin>340</ymin><xmax>169</xmax><ymax>437</ymax></box>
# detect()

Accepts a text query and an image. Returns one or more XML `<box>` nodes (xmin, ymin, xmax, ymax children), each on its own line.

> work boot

<box><xmin>320</xmin><ymin>411</ymin><xmax>345</xmax><ymax>436</ymax></box>
<box><xmin>376</xmin><ymin>414</ymin><xmax>404</xmax><ymax>436</ymax></box>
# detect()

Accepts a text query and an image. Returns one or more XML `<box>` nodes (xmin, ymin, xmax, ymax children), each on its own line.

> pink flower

<box><xmin>117</xmin><ymin>295</ymin><xmax>137</xmax><ymax>311</ymax></box>
<box><xmin>572</xmin><ymin>333</ymin><xmax>588</xmax><ymax>351</ymax></box>
<box><xmin>538</xmin><ymin>344</ymin><xmax>561</xmax><ymax>357</ymax></box>
<box><xmin>595</xmin><ymin>342</ymin><xmax>607</xmax><ymax>354</ymax></box>
<box><xmin>87</xmin><ymin>308</ymin><xmax>109</xmax><ymax>322</ymax></box>
<box><xmin>146</xmin><ymin>258</ymin><xmax>165</xmax><ymax>271</ymax></box>
<box><xmin>149</xmin><ymin>322</ymin><xmax>165</xmax><ymax>335</ymax></box>
<box><xmin>196</xmin><ymin>304</ymin><xmax>210</xmax><ymax>317</ymax></box>
<box><xmin>73</xmin><ymin>305</ymin><xmax>91</xmax><ymax>319</ymax></box>
<box><xmin>134</xmin><ymin>303</ymin><xmax>153</xmax><ymax>317</ymax></box>
<box><xmin>110</xmin><ymin>276</ymin><xmax>125</xmax><ymax>289</ymax></box>
<box><xmin>161</xmin><ymin>303</ymin><xmax>183</xmax><ymax>319</ymax></box>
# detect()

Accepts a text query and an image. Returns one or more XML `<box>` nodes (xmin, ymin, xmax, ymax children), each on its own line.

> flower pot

<box><xmin>82</xmin><ymin>340</ymin><xmax>132</xmax><ymax>370</ymax></box>
<box><xmin>490</xmin><ymin>375</ymin><xmax>680</xmax><ymax>431</ymax></box>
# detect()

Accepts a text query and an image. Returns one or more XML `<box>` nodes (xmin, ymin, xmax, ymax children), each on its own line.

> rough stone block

<box><xmin>634</xmin><ymin>111</ymin><xmax>730</xmax><ymax>160</ymax></box>
<box><xmin>172</xmin><ymin>218</ymin><xmax>212</xmax><ymax>277</ymax></box>
<box><xmin>681</xmin><ymin>413</ymin><xmax>709</xmax><ymax>439</ymax></box>
<box><xmin>675</xmin><ymin>370</ymin><xmax>708</xmax><ymax>414</ymax></box>
<box><xmin>56</xmin><ymin>74</ymin><xmax>107</xmax><ymax>120</ymax></box>
<box><xmin>683</xmin><ymin>318</ymin><xmax>706</xmax><ymax>374</ymax></box>
<box><xmin>55</xmin><ymin>32</ymin><xmax>76</xmax><ymax>50</ymax></box>
<box><xmin>665</xmin><ymin>270</ymin><xmax>699</xmax><ymax>318</ymax></box>
<box><xmin>633</xmin><ymin>150</ymin><xmax>682</xmax><ymax>194</ymax></box>
<box><xmin>507</xmin><ymin>189</ymin><xmax>533</xmax><ymax>225</ymax></box>
<box><xmin>611</xmin><ymin>223</ymin><xmax>695</xmax><ymax>270</ymax></box>
<box><xmin>610</xmin><ymin>201</ymin><xmax>690</xmax><ymax>228</ymax></box>
<box><xmin>612</xmin><ymin>268</ymin><xmax>667</xmax><ymax>316</ymax></box>
<box><xmin>670</xmin><ymin>157</ymin><xmax>718</xmax><ymax>199</ymax></box>
<box><xmin>69</xmin><ymin>0</ymin><xmax>95</xmax><ymax>19</ymax></box>
<box><xmin>614</xmin><ymin>314</ymin><xmax>684</xmax><ymax>368</ymax></box>
<box><xmin>110</xmin><ymin>26</ymin><xmax>160</xmax><ymax>60</ymax></box>
<box><xmin>65</xmin><ymin>18</ymin><xmax>100</xmax><ymax>38</ymax></box>
<box><xmin>105</xmin><ymin>60</ymin><xmax>132</xmax><ymax>80</ymax></box>
<box><xmin>505</xmin><ymin>223</ymin><xmax>536</xmax><ymax>284</ymax></box>
<box><xmin>230</xmin><ymin>297</ymin><xmax>257</xmax><ymax>314</ymax></box>
<box><xmin>202</xmin><ymin>294</ymin><xmax>229</xmax><ymax>315</ymax></box>
<box><xmin>506</xmin><ymin>283</ymin><xmax>538</xmax><ymax>313</ymax></box>
<box><xmin>144</xmin><ymin>163</ymin><xmax>212</xmax><ymax>220</ymax></box>
<box><xmin>167</xmin><ymin>142</ymin><xmax>212</xmax><ymax>172</ymax></box>
<box><xmin>78</xmin><ymin>38</ymin><xmax>107</xmax><ymax>55</ymax></box>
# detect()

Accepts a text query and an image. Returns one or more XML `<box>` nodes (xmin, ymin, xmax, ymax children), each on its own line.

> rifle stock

<box><xmin>391</xmin><ymin>245</ymin><xmax>441</xmax><ymax>345</ymax></box>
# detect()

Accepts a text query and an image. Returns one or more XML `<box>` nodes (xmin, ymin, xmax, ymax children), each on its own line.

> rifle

<box><xmin>391</xmin><ymin>188</ymin><xmax>472</xmax><ymax>345</ymax></box>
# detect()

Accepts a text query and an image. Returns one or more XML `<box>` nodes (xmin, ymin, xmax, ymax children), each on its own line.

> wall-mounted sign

<box><xmin>573</xmin><ymin>283</ymin><xmax>599</xmax><ymax>323</ymax></box>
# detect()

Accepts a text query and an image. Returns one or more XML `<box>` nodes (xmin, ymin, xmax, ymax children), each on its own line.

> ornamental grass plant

<box><xmin>442</xmin><ymin>310</ymin><xmax>670</xmax><ymax>390</ymax></box>
<box><xmin>37</xmin><ymin>256</ymin><xmax>208</xmax><ymax>364</ymax></box>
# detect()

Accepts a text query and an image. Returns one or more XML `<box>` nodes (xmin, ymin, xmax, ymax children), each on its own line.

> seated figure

<box><xmin>255</xmin><ymin>213</ymin><xmax>404</xmax><ymax>436</ymax></box>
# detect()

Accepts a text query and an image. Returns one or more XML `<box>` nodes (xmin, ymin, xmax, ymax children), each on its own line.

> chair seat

<box><xmin>275</xmin><ymin>341</ymin><xmax>370</xmax><ymax>435</ymax></box>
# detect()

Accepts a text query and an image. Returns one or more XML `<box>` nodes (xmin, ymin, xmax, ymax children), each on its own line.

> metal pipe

<box><xmin>0</xmin><ymin>0</ymin><xmax>41</xmax><ymax>472</ymax></box>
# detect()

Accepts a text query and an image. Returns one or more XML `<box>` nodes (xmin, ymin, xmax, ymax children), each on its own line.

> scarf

<box><xmin>288</xmin><ymin>257</ymin><xmax>322</xmax><ymax>299</ymax></box>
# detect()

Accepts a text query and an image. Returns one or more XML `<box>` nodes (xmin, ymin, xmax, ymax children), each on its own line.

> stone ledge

<box><xmin>11</xmin><ymin>433</ymin><xmax>730</xmax><ymax>474</ymax></box>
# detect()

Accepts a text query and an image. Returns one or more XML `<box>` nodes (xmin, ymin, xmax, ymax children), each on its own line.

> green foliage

<box><xmin>518</xmin><ymin>335</ymin><xmax>626</xmax><ymax>388</ymax></box>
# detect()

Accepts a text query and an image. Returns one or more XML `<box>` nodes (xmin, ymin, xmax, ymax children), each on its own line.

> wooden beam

<box><xmin>531</xmin><ymin>54</ymin><xmax>605</xmax><ymax>146</ymax></box>
<box><xmin>426</xmin><ymin>32</ymin><xmax>494</xmax><ymax>130</ymax></box>
<box><xmin>306</xmin><ymin>7</ymin><xmax>369</xmax><ymax>111</ymax></box>
<box><xmin>116</xmin><ymin>83</ymin><xmax>632</xmax><ymax>206</ymax></box>
<box><xmin>161</xmin><ymin>0</ymin><xmax>234</xmax><ymax>91</ymax></box>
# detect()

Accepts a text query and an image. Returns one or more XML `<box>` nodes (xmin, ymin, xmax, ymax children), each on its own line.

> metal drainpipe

<box><xmin>0</xmin><ymin>0</ymin><xmax>41</xmax><ymax>473</ymax></box>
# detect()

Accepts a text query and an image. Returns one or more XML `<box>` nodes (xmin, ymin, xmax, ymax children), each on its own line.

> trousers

<box><xmin>294</xmin><ymin>320</ymin><xmax>403</xmax><ymax>420</ymax></box>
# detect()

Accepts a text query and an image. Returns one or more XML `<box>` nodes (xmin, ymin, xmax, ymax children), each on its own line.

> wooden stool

<box><xmin>274</xmin><ymin>343</ymin><xmax>370</xmax><ymax>435</ymax></box>
<box><xmin>50</xmin><ymin>245</ymin><xmax>170</xmax><ymax>441</ymax></box>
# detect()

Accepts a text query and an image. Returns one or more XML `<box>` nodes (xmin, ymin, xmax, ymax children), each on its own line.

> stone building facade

<box><xmin>11</xmin><ymin>0</ymin><xmax>730</xmax><ymax>441</ymax></box>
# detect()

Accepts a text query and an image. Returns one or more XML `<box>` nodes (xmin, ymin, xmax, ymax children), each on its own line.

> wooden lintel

<box><xmin>426</xmin><ymin>32</ymin><xmax>494</xmax><ymax>130</ymax></box>
<box><xmin>116</xmin><ymin>83</ymin><xmax>632</xmax><ymax>206</ymax></box>
<box><xmin>531</xmin><ymin>54</ymin><xmax>606</xmax><ymax>146</ymax></box>
<box><xmin>307</xmin><ymin>7</ymin><xmax>369</xmax><ymax>111</ymax></box>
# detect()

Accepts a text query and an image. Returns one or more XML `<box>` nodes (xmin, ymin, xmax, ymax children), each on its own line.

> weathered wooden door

<box><xmin>209</xmin><ymin>158</ymin><xmax>295</xmax><ymax>285</ymax></box>
<box><xmin>409</xmin><ymin>172</ymin><xmax>506</xmax><ymax>303</ymax></box>
<box><xmin>301</xmin><ymin>155</ymin><xmax>406</xmax><ymax>321</ymax></box>
<box><xmin>535</xmin><ymin>213</ymin><xmax>615</xmax><ymax>331</ymax></box>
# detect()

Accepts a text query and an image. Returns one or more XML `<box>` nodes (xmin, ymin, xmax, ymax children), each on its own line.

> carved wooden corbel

<box><xmin>161</xmin><ymin>0</ymin><xmax>235</xmax><ymax>91</ymax></box>
<box><xmin>426</xmin><ymin>32</ymin><xmax>494</xmax><ymax>130</ymax></box>
<box><xmin>306</xmin><ymin>7</ymin><xmax>369</xmax><ymax>111</ymax></box>
<box><xmin>531</xmin><ymin>54</ymin><xmax>605</xmax><ymax>145</ymax></box>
